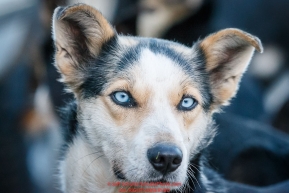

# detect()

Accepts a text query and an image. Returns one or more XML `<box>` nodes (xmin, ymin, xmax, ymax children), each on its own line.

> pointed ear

<box><xmin>199</xmin><ymin>28</ymin><xmax>263</xmax><ymax>109</ymax></box>
<box><xmin>52</xmin><ymin>4</ymin><xmax>115</xmax><ymax>93</ymax></box>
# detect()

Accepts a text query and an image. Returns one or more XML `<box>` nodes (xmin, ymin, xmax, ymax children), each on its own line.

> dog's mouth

<box><xmin>113</xmin><ymin>165</ymin><xmax>127</xmax><ymax>180</ymax></box>
<box><xmin>113</xmin><ymin>166</ymin><xmax>176</xmax><ymax>184</ymax></box>
<box><xmin>146</xmin><ymin>178</ymin><xmax>170</xmax><ymax>183</ymax></box>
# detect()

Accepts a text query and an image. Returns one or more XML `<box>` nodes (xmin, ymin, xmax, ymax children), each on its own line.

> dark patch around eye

<box><xmin>80</xmin><ymin>36</ymin><xmax>118</xmax><ymax>98</ymax></box>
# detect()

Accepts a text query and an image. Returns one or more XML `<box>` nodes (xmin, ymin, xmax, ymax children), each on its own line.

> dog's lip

<box><xmin>142</xmin><ymin>175</ymin><xmax>173</xmax><ymax>184</ymax></box>
<box><xmin>113</xmin><ymin>167</ymin><xmax>126</xmax><ymax>180</ymax></box>
<box><xmin>113</xmin><ymin>171</ymin><xmax>170</xmax><ymax>184</ymax></box>
<box><xmin>146</xmin><ymin>178</ymin><xmax>168</xmax><ymax>183</ymax></box>
<box><xmin>113</xmin><ymin>166</ymin><xmax>174</xmax><ymax>183</ymax></box>
<box><xmin>114</xmin><ymin>174</ymin><xmax>169</xmax><ymax>183</ymax></box>
<box><xmin>116</xmin><ymin>171</ymin><xmax>126</xmax><ymax>180</ymax></box>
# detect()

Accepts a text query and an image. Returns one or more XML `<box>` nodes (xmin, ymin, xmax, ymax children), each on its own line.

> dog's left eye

<box><xmin>178</xmin><ymin>96</ymin><xmax>198</xmax><ymax>111</ymax></box>
<box><xmin>111</xmin><ymin>91</ymin><xmax>136</xmax><ymax>107</ymax></box>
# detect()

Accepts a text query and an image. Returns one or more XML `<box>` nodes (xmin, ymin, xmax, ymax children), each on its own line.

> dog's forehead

<box><xmin>132</xmin><ymin>48</ymin><xmax>188</xmax><ymax>88</ymax></box>
<box><xmin>117</xmin><ymin>37</ymin><xmax>199</xmax><ymax>80</ymax></box>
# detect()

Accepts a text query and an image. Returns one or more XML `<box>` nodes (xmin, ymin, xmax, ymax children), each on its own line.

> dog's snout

<box><xmin>147</xmin><ymin>144</ymin><xmax>182</xmax><ymax>174</ymax></box>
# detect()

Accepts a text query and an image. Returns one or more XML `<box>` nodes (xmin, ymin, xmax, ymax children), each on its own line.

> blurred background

<box><xmin>0</xmin><ymin>0</ymin><xmax>289</xmax><ymax>192</ymax></box>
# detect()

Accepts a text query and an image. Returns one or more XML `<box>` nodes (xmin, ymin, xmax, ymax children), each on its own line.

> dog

<box><xmin>52</xmin><ymin>4</ymin><xmax>264</xmax><ymax>193</ymax></box>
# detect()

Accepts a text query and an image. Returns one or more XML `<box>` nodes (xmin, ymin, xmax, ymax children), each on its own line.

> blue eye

<box><xmin>178</xmin><ymin>96</ymin><xmax>198</xmax><ymax>111</ymax></box>
<box><xmin>114</xmin><ymin>92</ymin><xmax>129</xmax><ymax>103</ymax></box>
<box><xmin>111</xmin><ymin>91</ymin><xmax>136</xmax><ymax>107</ymax></box>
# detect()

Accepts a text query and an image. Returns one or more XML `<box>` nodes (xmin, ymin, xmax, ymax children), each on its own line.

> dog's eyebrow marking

<box><xmin>117</xmin><ymin>44</ymin><xmax>142</xmax><ymax>71</ymax></box>
<box><xmin>148</xmin><ymin>39</ymin><xmax>191</xmax><ymax>67</ymax></box>
<box><xmin>117</xmin><ymin>38</ymin><xmax>192</xmax><ymax>72</ymax></box>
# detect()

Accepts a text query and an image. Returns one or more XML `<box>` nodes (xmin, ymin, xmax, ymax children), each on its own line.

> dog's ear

<box><xmin>199</xmin><ymin>28</ymin><xmax>263</xmax><ymax>109</ymax></box>
<box><xmin>52</xmin><ymin>4</ymin><xmax>115</xmax><ymax>93</ymax></box>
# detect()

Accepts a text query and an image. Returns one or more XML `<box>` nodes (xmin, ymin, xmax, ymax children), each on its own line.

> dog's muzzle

<box><xmin>147</xmin><ymin>143</ymin><xmax>182</xmax><ymax>175</ymax></box>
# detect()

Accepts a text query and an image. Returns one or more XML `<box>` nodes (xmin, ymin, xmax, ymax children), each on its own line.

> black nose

<box><xmin>147</xmin><ymin>143</ymin><xmax>182</xmax><ymax>174</ymax></box>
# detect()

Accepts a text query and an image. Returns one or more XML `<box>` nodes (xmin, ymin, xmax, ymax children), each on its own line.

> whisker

<box><xmin>82</xmin><ymin>154</ymin><xmax>105</xmax><ymax>177</ymax></box>
<box><xmin>190</xmin><ymin>163</ymin><xmax>201</xmax><ymax>173</ymax></box>
<box><xmin>188</xmin><ymin>166</ymin><xmax>201</xmax><ymax>189</ymax></box>
<box><xmin>74</xmin><ymin>150</ymin><xmax>103</xmax><ymax>163</ymax></box>
<box><xmin>187</xmin><ymin>170</ymin><xmax>196</xmax><ymax>190</ymax></box>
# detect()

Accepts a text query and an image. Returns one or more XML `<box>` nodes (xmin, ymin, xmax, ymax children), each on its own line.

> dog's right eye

<box><xmin>110</xmin><ymin>91</ymin><xmax>136</xmax><ymax>108</ymax></box>
<box><xmin>177</xmin><ymin>96</ymin><xmax>198</xmax><ymax>111</ymax></box>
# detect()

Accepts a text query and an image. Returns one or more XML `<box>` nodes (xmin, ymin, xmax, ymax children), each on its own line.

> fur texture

<box><xmin>52</xmin><ymin>4</ymin><xmax>262</xmax><ymax>193</ymax></box>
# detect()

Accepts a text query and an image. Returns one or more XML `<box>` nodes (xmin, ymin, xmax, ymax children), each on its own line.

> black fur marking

<box><xmin>194</xmin><ymin>42</ymin><xmax>213</xmax><ymax>110</ymax></box>
<box><xmin>148</xmin><ymin>39</ymin><xmax>190</xmax><ymax>67</ymax></box>
<box><xmin>59</xmin><ymin>101</ymin><xmax>78</xmax><ymax>156</ymax></box>
<box><xmin>117</xmin><ymin>44</ymin><xmax>142</xmax><ymax>71</ymax></box>
<box><xmin>81</xmin><ymin>36</ymin><xmax>119</xmax><ymax>98</ymax></box>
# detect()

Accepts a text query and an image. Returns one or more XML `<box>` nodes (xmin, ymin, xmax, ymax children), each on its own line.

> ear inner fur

<box><xmin>199</xmin><ymin>28</ymin><xmax>263</xmax><ymax>110</ymax></box>
<box><xmin>200</xmin><ymin>28</ymin><xmax>263</xmax><ymax>71</ymax></box>
<box><xmin>54</xmin><ymin>4</ymin><xmax>115</xmax><ymax>57</ymax></box>
<box><xmin>52</xmin><ymin>4</ymin><xmax>116</xmax><ymax>94</ymax></box>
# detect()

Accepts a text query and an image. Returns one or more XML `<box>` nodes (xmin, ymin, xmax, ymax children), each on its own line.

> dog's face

<box><xmin>52</xmin><ymin>4</ymin><xmax>262</xmax><ymax>189</ymax></box>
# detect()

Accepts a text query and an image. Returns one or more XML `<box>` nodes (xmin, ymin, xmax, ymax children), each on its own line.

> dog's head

<box><xmin>52</xmin><ymin>4</ymin><xmax>262</xmax><ymax>190</ymax></box>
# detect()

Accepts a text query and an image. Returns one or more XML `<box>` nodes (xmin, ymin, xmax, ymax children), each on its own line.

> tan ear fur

<box><xmin>199</xmin><ymin>28</ymin><xmax>263</xmax><ymax>109</ymax></box>
<box><xmin>52</xmin><ymin>4</ymin><xmax>115</xmax><ymax>93</ymax></box>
